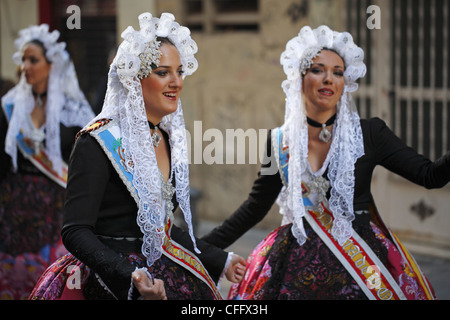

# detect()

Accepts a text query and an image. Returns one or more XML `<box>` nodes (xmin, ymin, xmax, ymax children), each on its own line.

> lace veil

<box><xmin>84</xmin><ymin>13</ymin><xmax>199</xmax><ymax>267</ymax></box>
<box><xmin>277</xmin><ymin>25</ymin><xmax>367</xmax><ymax>246</ymax></box>
<box><xmin>2</xmin><ymin>24</ymin><xmax>94</xmax><ymax>175</ymax></box>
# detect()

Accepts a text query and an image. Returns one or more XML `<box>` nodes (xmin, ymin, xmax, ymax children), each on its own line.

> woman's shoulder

<box><xmin>360</xmin><ymin>117</ymin><xmax>401</xmax><ymax>150</ymax></box>
<box><xmin>360</xmin><ymin>117</ymin><xmax>387</xmax><ymax>129</ymax></box>
<box><xmin>360</xmin><ymin>117</ymin><xmax>391</xmax><ymax>137</ymax></box>
<box><xmin>71</xmin><ymin>122</ymin><xmax>113</xmax><ymax>168</ymax></box>
<box><xmin>75</xmin><ymin>118</ymin><xmax>112</xmax><ymax>141</ymax></box>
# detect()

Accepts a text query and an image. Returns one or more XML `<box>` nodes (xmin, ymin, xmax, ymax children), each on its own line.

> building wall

<box><xmin>0</xmin><ymin>0</ymin><xmax>38</xmax><ymax>82</ymax></box>
<box><xmin>156</xmin><ymin>0</ymin><xmax>450</xmax><ymax>259</ymax></box>
<box><xmin>154</xmin><ymin>0</ymin><xmax>347</xmax><ymax>229</ymax></box>
<box><xmin>1</xmin><ymin>0</ymin><xmax>449</xmax><ymax>258</ymax></box>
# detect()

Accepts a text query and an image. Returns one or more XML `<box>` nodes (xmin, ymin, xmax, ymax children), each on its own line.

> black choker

<box><xmin>306</xmin><ymin>113</ymin><xmax>336</xmax><ymax>143</ymax></box>
<box><xmin>306</xmin><ymin>114</ymin><xmax>337</xmax><ymax>128</ymax></box>
<box><xmin>32</xmin><ymin>90</ymin><xmax>47</xmax><ymax>107</ymax></box>
<box><xmin>148</xmin><ymin>121</ymin><xmax>162</xmax><ymax>147</ymax></box>
<box><xmin>148</xmin><ymin>121</ymin><xmax>160</xmax><ymax>130</ymax></box>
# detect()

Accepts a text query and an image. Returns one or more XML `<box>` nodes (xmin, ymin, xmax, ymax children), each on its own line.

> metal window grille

<box><xmin>345</xmin><ymin>0</ymin><xmax>374</xmax><ymax>120</ymax></box>
<box><xmin>391</xmin><ymin>0</ymin><xmax>450</xmax><ymax>159</ymax></box>
<box><xmin>346</xmin><ymin>0</ymin><xmax>449</xmax><ymax>160</ymax></box>
<box><xmin>182</xmin><ymin>0</ymin><xmax>259</xmax><ymax>33</ymax></box>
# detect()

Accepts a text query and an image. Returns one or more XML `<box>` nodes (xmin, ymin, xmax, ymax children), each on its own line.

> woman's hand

<box><xmin>225</xmin><ymin>254</ymin><xmax>247</xmax><ymax>283</ymax></box>
<box><xmin>132</xmin><ymin>269</ymin><xmax>167</xmax><ymax>300</ymax></box>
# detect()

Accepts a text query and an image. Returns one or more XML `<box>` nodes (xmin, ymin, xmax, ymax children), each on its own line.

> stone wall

<box><xmin>157</xmin><ymin>0</ymin><xmax>344</xmax><ymax>229</ymax></box>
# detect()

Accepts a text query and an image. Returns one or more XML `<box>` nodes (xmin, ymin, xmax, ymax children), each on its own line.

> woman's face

<box><xmin>21</xmin><ymin>42</ymin><xmax>51</xmax><ymax>91</ymax></box>
<box><xmin>140</xmin><ymin>43</ymin><xmax>184</xmax><ymax>123</ymax></box>
<box><xmin>302</xmin><ymin>50</ymin><xmax>345</xmax><ymax>116</ymax></box>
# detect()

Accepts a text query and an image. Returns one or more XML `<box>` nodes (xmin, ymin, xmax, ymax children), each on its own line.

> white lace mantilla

<box><xmin>277</xmin><ymin>25</ymin><xmax>366</xmax><ymax>246</ymax></box>
<box><xmin>84</xmin><ymin>13</ymin><xmax>199</xmax><ymax>267</ymax></box>
<box><xmin>2</xmin><ymin>24</ymin><xmax>94</xmax><ymax>176</ymax></box>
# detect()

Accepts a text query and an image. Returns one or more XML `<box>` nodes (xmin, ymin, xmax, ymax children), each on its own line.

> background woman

<box><xmin>0</xmin><ymin>24</ymin><xmax>94</xmax><ymax>300</ymax></box>
<box><xmin>30</xmin><ymin>13</ymin><xmax>245</xmax><ymax>301</ymax></box>
<box><xmin>202</xmin><ymin>26</ymin><xmax>449</xmax><ymax>300</ymax></box>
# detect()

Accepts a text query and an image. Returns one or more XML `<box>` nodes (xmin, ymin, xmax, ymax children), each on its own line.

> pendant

<box><xmin>36</xmin><ymin>96</ymin><xmax>43</xmax><ymax>107</ymax></box>
<box><xmin>306</xmin><ymin>115</ymin><xmax>335</xmax><ymax>143</ymax></box>
<box><xmin>318</xmin><ymin>125</ymin><xmax>332</xmax><ymax>143</ymax></box>
<box><xmin>152</xmin><ymin>131</ymin><xmax>162</xmax><ymax>147</ymax></box>
<box><xmin>308</xmin><ymin>173</ymin><xmax>331</xmax><ymax>199</ymax></box>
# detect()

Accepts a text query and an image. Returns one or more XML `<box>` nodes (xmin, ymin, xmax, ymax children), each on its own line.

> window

<box><xmin>50</xmin><ymin>0</ymin><xmax>117</xmax><ymax>113</ymax></box>
<box><xmin>183</xmin><ymin>0</ymin><xmax>259</xmax><ymax>33</ymax></box>
<box><xmin>346</xmin><ymin>0</ymin><xmax>449</xmax><ymax>160</ymax></box>
<box><xmin>390</xmin><ymin>0</ymin><xmax>450</xmax><ymax>159</ymax></box>
<box><xmin>345</xmin><ymin>0</ymin><xmax>374</xmax><ymax>120</ymax></box>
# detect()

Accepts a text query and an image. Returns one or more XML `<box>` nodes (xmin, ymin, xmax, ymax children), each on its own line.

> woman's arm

<box><xmin>170</xmin><ymin>224</ymin><xmax>229</xmax><ymax>283</ymax></box>
<box><xmin>370</xmin><ymin>118</ymin><xmax>450</xmax><ymax>189</ymax></box>
<box><xmin>0</xmin><ymin>106</ymin><xmax>11</xmax><ymax>180</ymax></box>
<box><xmin>201</xmin><ymin>131</ymin><xmax>283</xmax><ymax>249</ymax></box>
<box><xmin>62</xmin><ymin>134</ymin><xmax>136</xmax><ymax>300</ymax></box>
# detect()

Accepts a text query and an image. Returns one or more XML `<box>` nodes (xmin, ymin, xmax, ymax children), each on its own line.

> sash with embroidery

<box><xmin>87</xmin><ymin>118</ymin><xmax>223</xmax><ymax>300</ymax></box>
<box><xmin>272</xmin><ymin>127</ymin><xmax>436</xmax><ymax>300</ymax></box>
<box><xmin>2</xmin><ymin>102</ymin><xmax>68</xmax><ymax>188</ymax></box>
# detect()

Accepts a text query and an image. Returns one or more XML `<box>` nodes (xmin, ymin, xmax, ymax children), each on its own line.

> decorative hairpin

<box><xmin>137</xmin><ymin>39</ymin><xmax>162</xmax><ymax>79</ymax></box>
<box><xmin>299</xmin><ymin>45</ymin><xmax>323</xmax><ymax>75</ymax></box>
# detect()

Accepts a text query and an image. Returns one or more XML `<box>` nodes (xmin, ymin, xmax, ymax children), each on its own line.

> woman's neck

<box><xmin>147</xmin><ymin>115</ymin><xmax>162</xmax><ymax>127</ymax></box>
<box><xmin>32</xmin><ymin>82</ymin><xmax>48</xmax><ymax>96</ymax></box>
<box><xmin>305</xmin><ymin>108</ymin><xmax>336</xmax><ymax>124</ymax></box>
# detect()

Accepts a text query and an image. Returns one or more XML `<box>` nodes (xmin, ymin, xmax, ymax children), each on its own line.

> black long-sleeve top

<box><xmin>0</xmin><ymin>106</ymin><xmax>79</xmax><ymax>181</ymax></box>
<box><xmin>62</xmin><ymin>129</ymin><xmax>228</xmax><ymax>300</ymax></box>
<box><xmin>202</xmin><ymin>117</ymin><xmax>450</xmax><ymax>249</ymax></box>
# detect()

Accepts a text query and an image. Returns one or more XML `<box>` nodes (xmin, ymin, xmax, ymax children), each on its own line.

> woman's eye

<box><xmin>310</xmin><ymin>67</ymin><xmax>322</xmax><ymax>74</ymax></box>
<box><xmin>155</xmin><ymin>71</ymin><xmax>167</xmax><ymax>76</ymax></box>
<box><xmin>334</xmin><ymin>71</ymin><xmax>344</xmax><ymax>77</ymax></box>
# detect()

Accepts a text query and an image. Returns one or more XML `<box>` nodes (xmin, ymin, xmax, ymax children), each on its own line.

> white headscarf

<box><xmin>84</xmin><ymin>12</ymin><xmax>199</xmax><ymax>267</ymax></box>
<box><xmin>277</xmin><ymin>26</ymin><xmax>367</xmax><ymax>246</ymax></box>
<box><xmin>2</xmin><ymin>24</ymin><xmax>94</xmax><ymax>175</ymax></box>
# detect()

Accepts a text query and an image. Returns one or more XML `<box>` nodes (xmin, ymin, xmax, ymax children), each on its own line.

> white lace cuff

<box><xmin>127</xmin><ymin>267</ymin><xmax>154</xmax><ymax>300</ymax></box>
<box><xmin>216</xmin><ymin>251</ymin><xmax>234</xmax><ymax>293</ymax></box>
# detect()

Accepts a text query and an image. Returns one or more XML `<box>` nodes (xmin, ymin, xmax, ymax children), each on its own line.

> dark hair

<box><xmin>25</xmin><ymin>39</ymin><xmax>51</xmax><ymax>63</ymax></box>
<box><xmin>150</xmin><ymin>37</ymin><xmax>177</xmax><ymax>71</ymax></box>
<box><xmin>320</xmin><ymin>47</ymin><xmax>345</xmax><ymax>68</ymax></box>
<box><xmin>301</xmin><ymin>47</ymin><xmax>345</xmax><ymax>78</ymax></box>
<box><xmin>156</xmin><ymin>36</ymin><xmax>175</xmax><ymax>47</ymax></box>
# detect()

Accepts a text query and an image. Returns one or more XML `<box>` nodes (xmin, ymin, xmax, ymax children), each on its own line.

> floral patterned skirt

<box><xmin>29</xmin><ymin>252</ymin><xmax>218</xmax><ymax>300</ymax></box>
<box><xmin>0</xmin><ymin>173</ymin><xmax>68</xmax><ymax>300</ymax></box>
<box><xmin>228</xmin><ymin>221</ymin><xmax>436</xmax><ymax>300</ymax></box>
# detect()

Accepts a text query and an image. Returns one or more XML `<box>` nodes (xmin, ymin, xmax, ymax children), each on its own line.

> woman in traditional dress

<box><xmin>29</xmin><ymin>13</ymin><xmax>245</xmax><ymax>300</ymax></box>
<box><xmin>0</xmin><ymin>24</ymin><xmax>94</xmax><ymax>300</ymax></box>
<box><xmin>202</xmin><ymin>25</ymin><xmax>449</xmax><ymax>300</ymax></box>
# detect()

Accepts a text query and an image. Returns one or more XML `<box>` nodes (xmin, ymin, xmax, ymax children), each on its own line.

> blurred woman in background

<box><xmin>0</xmin><ymin>24</ymin><xmax>94</xmax><ymax>300</ymax></box>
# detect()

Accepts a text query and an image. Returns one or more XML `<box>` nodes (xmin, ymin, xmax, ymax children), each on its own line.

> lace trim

<box><xmin>95</xmin><ymin>273</ymin><xmax>119</xmax><ymax>300</ymax></box>
<box><xmin>3</xmin><ymin>24</ymin><xmax>94</xmax><ymax>176</ymax></box>
<box><xmin>217</xmin><ymin>252</ymin><xmax>234</xmax><ymax>292</ymax></box>
<box><xmin>89</xmin><ymin>119</ymin><xmax>139</xmax><ymax>204</ymax></box>
<box><xmin>97</xmin><ymin>235</ymin><xmax>143</xmax><ymax>242</ymax></box>
<box><xmin>127</xmin><ymin>267</ymin><xmax>154</xmax><ymax>300</ymax></box>
<box><xmin>277</xmin><ymin>25</ymin><xmax>366</xmax><ymax>246</ymax></box>
<box><xmin>81</xmin><ymin>13</ymin><xmax>200</xmax><ymax>268</ymax></box>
